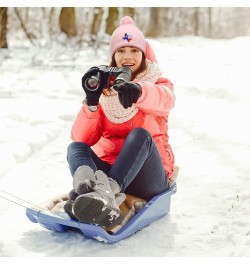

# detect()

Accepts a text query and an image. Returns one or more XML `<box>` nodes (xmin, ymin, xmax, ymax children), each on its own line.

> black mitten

<box><xmin>81</xmin><ymin>67</ymin><xmax>107</xmax><ymax>106</ymax></box>
<box><xmin>113</xmin><ymin>82</ymin><xmax>142</xmax><ymax>109</ymax></box>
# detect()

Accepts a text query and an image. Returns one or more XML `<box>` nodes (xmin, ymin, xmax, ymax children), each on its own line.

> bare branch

<box><xmin>14</xmin><ymin>7</ymin><xmax>35</xmax><ymax>45</ymax></box>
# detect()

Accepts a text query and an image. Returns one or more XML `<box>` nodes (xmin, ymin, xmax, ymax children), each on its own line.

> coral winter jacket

<box><xmin>71</xmin><ymin>77</ymin><xmax>176</xmax><ymax>179</ymax></box>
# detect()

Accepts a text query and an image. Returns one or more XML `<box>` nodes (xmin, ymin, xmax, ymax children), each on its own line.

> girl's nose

<box><xmin>123</xmin><ymin>52</ymin><xmax>132</xmax><ymax>58</ymax></box>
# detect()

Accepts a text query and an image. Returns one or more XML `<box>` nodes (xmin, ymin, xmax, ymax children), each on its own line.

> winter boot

<box><xmin>108</xmin><ymin>178</ymin><xmax>126</xmax><ymax>206</ymax></box>
<box><xmin>63</xmin><ymin>189</ymin><xmax>79</xmax><ymax>219</ymax></box>
<box><xmin>64</xmin><ymin>166</ymin><xmax>125</xmax><ymax>220</ymax></box>
<box><xmin>73</xmin><ymin>165</ymin><xmax>96</xmax><ymax>194</ymax></box>
<box><xmin>73</xmin><ymin>166</ymin><xmax>125</xmax><ymax>205</ymax></box>
<box><xmin>64</xmin><ymin>166</ymin><xmax>96</xmax><ymax>219</ymax></box>
<box><xmin>72</xmin><ymin>170</ymin><xmax>124</xmax><ymax>227</ymax></box>
<box><xmin>75</xmin><ymin>174</ymin><xmax>126</xmax><ymax>206</ymax></box>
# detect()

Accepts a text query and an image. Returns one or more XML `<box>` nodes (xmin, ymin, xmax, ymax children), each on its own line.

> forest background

<box><xmin>1</xmin><ymin>7</ymin><xmax>250</xmax><ymax>49</ymax></box>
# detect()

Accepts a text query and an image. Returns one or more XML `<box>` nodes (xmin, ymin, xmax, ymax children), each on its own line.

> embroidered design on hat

<box><xmin>122</xmin><ymin>33</ymin><xmax>132</xmax><ymax>42</ymax></box>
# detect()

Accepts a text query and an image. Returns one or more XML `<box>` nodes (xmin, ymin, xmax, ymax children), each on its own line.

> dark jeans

<box><xmin>67</xmin><ymin>128</ymin><xmax>169</xmax><ymax>201</ymax></box>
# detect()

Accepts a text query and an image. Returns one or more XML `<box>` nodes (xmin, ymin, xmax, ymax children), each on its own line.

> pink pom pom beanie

<box><xmin>110</xmin><ymin>16</ymin><xmax>146</xmax><ymax>56</ymax></box>
<box><xmin>110</xmin><ymin>16</ymin><xmax>158</xmax><ymax>63</ymax></box>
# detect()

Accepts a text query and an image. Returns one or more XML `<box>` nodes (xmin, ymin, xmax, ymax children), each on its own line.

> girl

<box><xmin>65</xmin><ymin>16</ymin><xmax>176</xmax><ymax>227</ymax></box>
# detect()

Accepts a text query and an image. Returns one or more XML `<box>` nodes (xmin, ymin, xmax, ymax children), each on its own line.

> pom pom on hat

<box><xmin>110</xmin><ymin>16</ymin><xmax>146</xmax><ymax>56</ymax></box>
<box><xmin>120</xmin><ymin>16</ymin><xmax>134</xmax><ymax>26</ymax></box>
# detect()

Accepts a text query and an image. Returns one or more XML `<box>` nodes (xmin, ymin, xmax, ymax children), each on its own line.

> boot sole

<box><xmin>63</xmin><ymin>201</ymin><xmax>76</xmax><ymax>219</ymax></box>
<box><xmin>73</xmin><ymin>195</ymin><xmax>124</xmax><ymax>227</ymax></box>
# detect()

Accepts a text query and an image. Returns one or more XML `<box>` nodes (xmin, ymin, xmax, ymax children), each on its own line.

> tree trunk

<box><xmin>123</xmin><ymin>7</ymin><xmax>135</xmax><ymax>18</ymax></box>
<box><xmin>90</xmin><ymin>7</ymin><xmax>104</xmax><ymax>36</ymax></box>
<box><xmin>59</xmin><ymin>7</ymin><xmax>77</xmax><ymax>37</ymax></box>
<box><xmin>208</xmin><ymin>7</ymin><xmax>212</xmax><ymax>38</ymax></box>
<box><xmin>194</xmin><ymin>7</ymin><xmax>199</xmax><ymax>36</ymax></box>
<box><xmin>145</xmin><ymin>7</ymin><xmax>162</xmax><ymax>37</ymax></box>
<box><xmin>14</xmin><ymin>7</ymin><xmax>35</xmax><ymax>44</ymax></box>
<box><xmin>0</xmin><ymin>7</ymin><xmax>8</xmax><ymax>48</ymax></box>
<box><xmin>105</xmin><ymin>7</ymin><xmax>119</xmax><ymax>35</ymax></box>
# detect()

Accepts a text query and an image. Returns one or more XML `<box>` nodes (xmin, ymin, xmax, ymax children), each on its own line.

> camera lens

<box><xmin>85</xmin><ymin>74</ymin><xmax>100</xmax><ymax>91</ymax></box>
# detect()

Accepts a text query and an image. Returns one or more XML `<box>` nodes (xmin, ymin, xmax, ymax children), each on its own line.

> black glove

<box><xmin>113</xmin><ymin>82</ymin><xmax>142</xmax><ymax>109</ymax></box>
<box><xmin>81</xmin><ymin>67</ymin><xmax>107</xmax><ymax>106</ymax></box>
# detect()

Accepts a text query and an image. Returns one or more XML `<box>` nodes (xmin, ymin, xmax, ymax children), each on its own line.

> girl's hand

<box><xmin>113</xmin><ymin>82</ymin><xmax>142</xmax><ymax>109</ymax></box>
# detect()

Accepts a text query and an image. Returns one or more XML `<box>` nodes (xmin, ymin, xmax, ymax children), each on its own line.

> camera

<box><xmin>84</xmin><ymin>65</ymin><xmax>132</xmax><ymax>91</ymax></box>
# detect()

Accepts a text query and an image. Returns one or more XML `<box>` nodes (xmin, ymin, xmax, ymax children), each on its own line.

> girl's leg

<box><xmin>108</xmin><ymin>128</ymin><xmax>169</xmax><ymax>201</ymax></box>
<box><xmin>67</xmin><ymin>142</ymin><xmax>111</xmax><ymax>176</ymax></box>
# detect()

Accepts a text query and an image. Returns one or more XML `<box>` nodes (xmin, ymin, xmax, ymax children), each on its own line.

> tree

<box><xmin>106</xmin><ymin>7</ymin><xmax>119</xmax><ymax>35</ymax></box>
<box><xmin>90</xmin><ymin>7</ymin><xmax>104</xmax><ymax>36</ymax></box>
<box><xmin>145</xmin><ymin>8</ymin><xmax>162</xmax><ymax>37</ymax></box>
<box><xmin>193</xmin><ymin>7</ymin><xmax>199</xmax><ymax>36</ymax></box>
<box><xmin>123</xmin><ymin>7</ymin><xmax>135</xmax><ymax>18</ymax></box>
<box><xmin>59</xmin><ymin>7</ymin><xmax>77</xmax><ymax>37</ymax></box>
<box><xmin>208</xmin><ymin>7</ymin><xmax>212</xmax><ymax>37</ymax></box>
<box><xmin>13</xmin><ymin>8</ymin><xmax>35</xmax><ymax>44</ymax></box>
<box><xmin>0</xmin><ymin>7</ymin><xmax>8</xmax><ymax>48</ymax></box>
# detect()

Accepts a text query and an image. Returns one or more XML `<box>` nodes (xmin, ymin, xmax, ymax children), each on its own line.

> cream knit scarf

<box><xmin>99</xmin><ymin>60</ymin><xmax>163</xmax><ymax>124</ymax></box>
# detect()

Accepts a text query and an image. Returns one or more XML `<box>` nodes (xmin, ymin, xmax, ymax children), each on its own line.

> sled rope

<box><xmin>0</xmin><ymin>189</ymin><xmax>49</xmax><ymax>212</ymax></box>
<box><xmin>0</xmin><ymin>189</ymin><xmax>71</xmax><ymax>220</ymax></box>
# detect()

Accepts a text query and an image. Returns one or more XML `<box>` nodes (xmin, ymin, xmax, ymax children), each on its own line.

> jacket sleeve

<box><xmin>71</xmin><ymin>100</ymin><xmax>103</xmax><ymax>146</ymax></box>
<box><xmin>135</xmin><ymin>77</ymin><xmax>175</xmax><ymax>116</ymax></box>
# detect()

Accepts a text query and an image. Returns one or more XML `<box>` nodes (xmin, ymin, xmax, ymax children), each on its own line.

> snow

<box><xmin>1</xmin><ymin>35</ymin><xmax>250</xmax><ymax>259</ymax></box>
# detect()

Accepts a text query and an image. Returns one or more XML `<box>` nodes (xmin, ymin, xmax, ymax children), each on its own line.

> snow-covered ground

<box><xmin>0</xmin><ymin>35</ymin><xmax>250</xmax><ymax>257</ymax></box>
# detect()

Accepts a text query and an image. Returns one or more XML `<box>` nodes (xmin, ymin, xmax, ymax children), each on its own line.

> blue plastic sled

<box><xmin>26</xmin><ymin>184</ymin><xmax>176</xmax><ymax>243</ymax></box>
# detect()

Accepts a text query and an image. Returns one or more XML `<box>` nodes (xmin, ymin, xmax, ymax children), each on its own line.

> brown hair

<box><xmin>103</xmin><ymin>52</ymin><xmax>147</xmax><ymax>95</ymax></box>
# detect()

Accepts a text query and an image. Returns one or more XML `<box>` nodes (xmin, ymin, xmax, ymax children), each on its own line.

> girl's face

<box><xmin>114</xmin><ymin>46</ymin><xmax>143</xmax><ymax>73</ymax></box>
